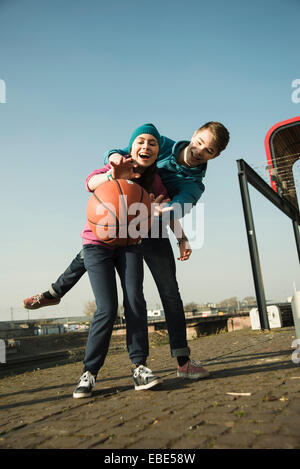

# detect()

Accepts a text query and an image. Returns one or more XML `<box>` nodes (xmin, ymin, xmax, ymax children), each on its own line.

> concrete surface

<box><xmin>0</xmin><ymin>327</ymin><xmax>299</xmax><ymax>450</ymax></box>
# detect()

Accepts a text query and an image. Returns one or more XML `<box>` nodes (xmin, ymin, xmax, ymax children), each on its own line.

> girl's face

<box><xmin>130</xmin><ymin>134</ymin><xmax>159</xmax><ymax>168</ymax></box>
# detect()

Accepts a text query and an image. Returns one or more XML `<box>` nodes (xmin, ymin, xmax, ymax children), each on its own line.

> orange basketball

<box><xmin>87</xmin><ymin>179</ymin><xmax>153</xmax><ymax>247</ymax></box>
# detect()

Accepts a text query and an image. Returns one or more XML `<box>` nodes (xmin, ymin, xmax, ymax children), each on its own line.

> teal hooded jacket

<box><xmin>103</xmin><ymin>136</ymin><xmax>207</xmax><ymax>219</ymax></box>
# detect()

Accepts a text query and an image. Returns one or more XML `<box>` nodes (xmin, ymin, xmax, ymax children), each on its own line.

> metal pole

<box><xmin>237</xmin><ymin>160</ymin><xmax>270</xmax><ymax>330</ymax></box>
<box><xmin>292</xmin><ymin>220</ymin><xmax>300</xmax><ymax>263</ymax></box>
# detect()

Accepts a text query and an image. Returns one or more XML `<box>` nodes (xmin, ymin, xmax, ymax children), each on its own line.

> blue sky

<box><xmin>0</xmin><ymin>0</ymin><xmax>299</xmax><ymax>321</ymax></box>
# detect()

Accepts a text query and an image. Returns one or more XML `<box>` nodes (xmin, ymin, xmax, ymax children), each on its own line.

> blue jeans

<box><xmin>49</xmin><ymin>249</ymin><xmax>86</xmax><ymax>298</ymax></box>
<box><xmin>51</xmin><ymin>239</ymin><xmax>189</xmax><ymax>358</ymax></box>
<box><xmin>82</xmin><ymin>244</ymin><xmax>148</xmax><ymax>375</ymax></box>
<box><xmin>141</xmin><ymin>237</ymin><xmax>189</xmax><ymax>357</ymax></box>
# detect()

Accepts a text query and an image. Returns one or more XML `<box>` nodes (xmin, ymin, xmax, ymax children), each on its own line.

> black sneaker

<box><xmin>73</xmin><ymin>371</ymin><xmax>95</xmax><ymax>398</ymax></box>
<box><xmin>132</xmin><ymin>365</ymin><xmax>160</xmax><ymax>390</ymax></box>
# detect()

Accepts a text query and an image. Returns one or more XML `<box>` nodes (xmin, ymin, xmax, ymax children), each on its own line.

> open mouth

<box><xmin>138</xmin><ymin>153</ymin><xmax>151</xmax><ymax>160</ymax></box>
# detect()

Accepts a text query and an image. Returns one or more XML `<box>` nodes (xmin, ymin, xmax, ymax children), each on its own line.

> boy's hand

<box><xmin>177</xmin><ymin>240</ymin><xmax>192</xmax><ymax>261</ymax></box>
<box><xmin>149</xmin><ymin>193</ymin><xmax>173</xmax><ymax>217</ymax></box>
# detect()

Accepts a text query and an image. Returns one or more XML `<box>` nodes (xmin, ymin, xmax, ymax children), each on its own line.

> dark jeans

<box><xmin>83</xmin><ymin>244</ymin><xmax>148</xmax><ymax>375</ymax></box>
<box><xmin>51</xmin><ymin>239</ymin><xmax>189</xmax><ymax>358</ymax></box>
<box><xmin>142</xmin><ymin>237</ymin><xmax>189</xmax><ymax>357</ymax></box>
<box><xmin>49</xmin><ymin>249</ymin><xmax>86</xmax><ymax>298</ymax></box>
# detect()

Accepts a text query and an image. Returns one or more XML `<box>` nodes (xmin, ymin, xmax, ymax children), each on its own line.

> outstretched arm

<box><xmin>149</xmin><ymin>193</ymin><xmax>192</xmax><ymax>262</ymax></box>
<box><xmin>87</xmin><ymin>159</ymin><xmax>141</xmax><ymax>191</ymax></box>
<box><xmin>169</xmin><ymin>219</ymin><xmax>192</xmax><ymax>261</ymax></box>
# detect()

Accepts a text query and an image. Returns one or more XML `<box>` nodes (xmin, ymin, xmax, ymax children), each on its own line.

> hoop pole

<box><xmin>292</xmin><ymin>220</ymin><xmax>300</xmax><ymax>263</ymax></box>
<box><xmin>237</xmin><ymin>160</ymin><xmax>270</xmax><ymax>330</ymax></box>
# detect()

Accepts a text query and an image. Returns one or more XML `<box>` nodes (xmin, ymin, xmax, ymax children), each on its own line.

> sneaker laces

<box><xmin>77</xmin><ymin>371</ymin><xmax>95</xmax><ymax>388</ymax></box>
<box><xmin>189</xmin><ymin>359</ymin><xmax>203</xmax><ymax>367</ymax></box>
<box><xmin>134</xmin><ymin>365</ymin><xmax>153</xmax><ymax>378</ymax></box>
<box><xmin>30</xmin><ymin>294</ymin><xmax>43</xmax><ymax>305</ymax></box>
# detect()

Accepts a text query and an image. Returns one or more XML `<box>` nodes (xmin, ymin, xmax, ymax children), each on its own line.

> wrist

<box><xmin>177</xmin><ymin>236</ymin><xmax>188</xmax><ymax>246</ymax></box>
<box><xmin>107</xmin><ymin>169</ymin><xmax>115</xmax><ymax>181</ymax></box>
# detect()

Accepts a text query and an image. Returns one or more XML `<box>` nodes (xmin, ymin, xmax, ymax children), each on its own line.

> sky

<box><xmin>0</xmin><ymin>0</ymin><xmax>299</xmax><ymax>321</ymax></box>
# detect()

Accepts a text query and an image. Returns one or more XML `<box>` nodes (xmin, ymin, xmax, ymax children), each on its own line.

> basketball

<box><xmin>87</xmin><ymin>179</ymin><xmax>153</xmax><ymax>246</ymax></box>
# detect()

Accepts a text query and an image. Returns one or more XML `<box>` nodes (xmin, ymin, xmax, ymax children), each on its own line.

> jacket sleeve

<box><xmin>157</xmin><ymin>136</ymin><xmax>175</xmax><ymax>159</ymax></box>
<box><xmin>167</xmin><ymin>181</ymin><xmax>205</xmax><ymax>219</ymax></box>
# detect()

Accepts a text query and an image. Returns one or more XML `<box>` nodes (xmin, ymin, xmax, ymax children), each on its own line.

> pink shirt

<box><xmin>81</xmin><ymin>163</ymin><xmax>169</xmax><ymax>247</ymax></box>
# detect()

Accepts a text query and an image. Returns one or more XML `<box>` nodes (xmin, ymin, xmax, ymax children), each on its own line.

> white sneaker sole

<box><xmin>73</xmin><ymin>390</ymin><xmax>93</xmax><ymax>398</ymax></box>
<box><xmin>134</xmin><ymin>378</ymin><xmax>160</xmax><ymax>390</ymax></box>
<box><xmin>177</xmin><ymin>371</ymin><xmax>210</xmax><ymax>379</ymax></box>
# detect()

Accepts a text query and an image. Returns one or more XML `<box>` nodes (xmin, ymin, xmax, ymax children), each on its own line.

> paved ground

<box><xmin>0</xmin><ymin>327</ymin><xmax>299</xmax><ymax>450</ymax></box>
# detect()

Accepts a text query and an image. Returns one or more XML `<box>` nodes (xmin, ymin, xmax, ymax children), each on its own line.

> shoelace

<box><xmin>134</xmin><ymin>365</ymin><xmax>153</xmax><ymax>378</ymax></box>
<box><xmin>30</xmin><ymin>294</ymin><xmax>43</xmax><ymax>305</ymax></box>
<box><xmin>78</xmin><ymin>371</ymin><xmax>95</xmax><ymax>387</ymax></box>
<box><xmin>189</xmin><ymin>359</ymin><xmax>203</xmax><ymax>367</ymax></box>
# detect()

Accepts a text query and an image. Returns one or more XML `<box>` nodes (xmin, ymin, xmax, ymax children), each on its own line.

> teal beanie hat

<box><xmin>128</xmin><ymin>123</ymin><xmax>160</xmax><ymax>151</ymax></box>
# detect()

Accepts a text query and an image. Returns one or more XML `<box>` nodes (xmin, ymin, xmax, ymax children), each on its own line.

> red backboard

<box><xmin>265</xmin><ymin>116</ymin><xmax>300</xmax><ymax>211</ymax></box>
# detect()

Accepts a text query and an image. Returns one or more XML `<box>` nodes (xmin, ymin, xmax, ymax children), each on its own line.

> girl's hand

<box><xmin>109</xmin><ymin>153</ymin><xmax>126</xmax><ymax>165</ymax></box>
<box><xmin>110</xmin><ymin>158</ymin><xmax>141</xmax><ymax>180</ymax></box>
<box><xmin>177</xmin><ymin>239</ymin><xmax>192</xmax><ymax>261</ymax></box>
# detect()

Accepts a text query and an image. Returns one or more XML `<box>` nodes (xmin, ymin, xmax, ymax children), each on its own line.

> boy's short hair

<box><xmin>198</xmin><ymin>121</ymin><xmax>230</xmax><ymax>153</ymax></box>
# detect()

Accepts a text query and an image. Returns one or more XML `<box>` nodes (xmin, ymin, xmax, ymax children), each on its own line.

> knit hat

<box><xmin>128</xmin><ymin>123</ymin><xmax>160</xmax><ymax>151</ymax></box>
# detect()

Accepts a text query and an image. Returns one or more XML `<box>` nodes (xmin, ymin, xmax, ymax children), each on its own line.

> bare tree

<box><xmin>83</xmin><ymin>301</ymin><xmax>125</xmax><ymax>320</ymax></box>
<box><xmin>184</xmin><ymin>302</ymin><xmax>199</xmax><ymax>312</ymax></box>
<box><xmin>83</xmin><ymin>300</ymin><xmax>96</xmax><ymax>318</ymax></box>
<box><xmin>217</xmin><ymin>297</ymin><xmax>238</xmax><ymax>308</ymax></box>
<box><xmin>242</xmin><ymin>296</ymin><xmax>257</xmax><ymax>305</ymax></box>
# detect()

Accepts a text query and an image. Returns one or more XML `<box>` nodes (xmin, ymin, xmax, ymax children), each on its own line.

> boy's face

<box><xmin>184</xmin><ymin>128</ymin><xmax>220</xmax><ymax>167</ymax></box>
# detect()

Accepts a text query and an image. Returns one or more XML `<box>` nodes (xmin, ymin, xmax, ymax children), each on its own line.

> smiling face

<box><xmin>183</xmin><ymin>128</ymin><xmax>220</xmax><ymax>167</ymax></box>
<box><xmin>130</xmin><ymin>133</ymin><xmax>159</xmax><ymax>168</ymax></box>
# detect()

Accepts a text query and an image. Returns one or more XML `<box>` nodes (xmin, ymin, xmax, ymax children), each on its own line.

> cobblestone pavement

<box><xmin>0</xmin><ymin>327</ymin><xmax>299</xmax><ymax>450</ymax></box>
